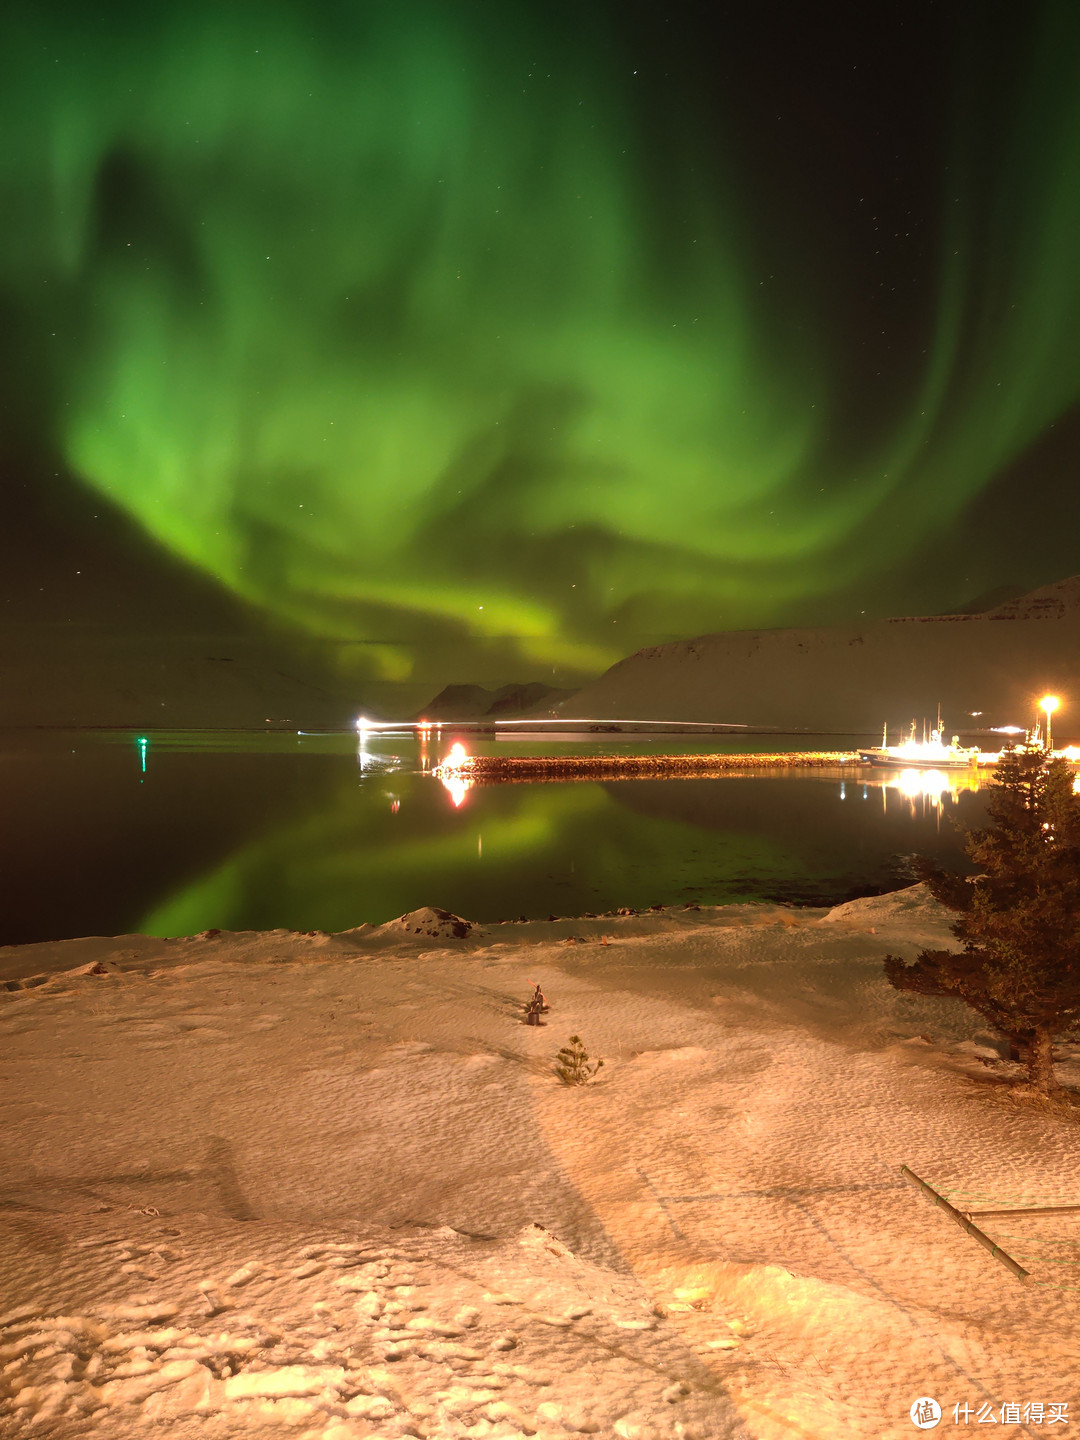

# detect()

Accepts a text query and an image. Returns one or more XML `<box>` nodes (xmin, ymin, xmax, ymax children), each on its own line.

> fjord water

<box><xmin>1</xmin><ymin>729</ymin><xmax>989</xmax><ymax>946</ymax></box>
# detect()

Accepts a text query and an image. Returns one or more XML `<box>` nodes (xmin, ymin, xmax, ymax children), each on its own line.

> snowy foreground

<box><xmin>2</xmin><ymin>887</ymin><xmax>1078</xmax><ymax>1440</ymax></box>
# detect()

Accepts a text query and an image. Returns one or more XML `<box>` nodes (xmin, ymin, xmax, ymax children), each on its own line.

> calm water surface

<box><xmin>1</xmin><ymin>728</ymin><xmax>990</xmax><ymax>945</ymax></box>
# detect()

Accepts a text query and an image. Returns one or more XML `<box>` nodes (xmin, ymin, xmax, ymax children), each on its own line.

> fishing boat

<box><xmin>861</xmin><ymin>717</ymin><xmax>980</xmax><ymax>769</ymax></box>
<box><xmin>858</xmin><ymin>722</ymin><xmax>890</xmax><ymax>765</ymax></box>
<box><xmin>860</xmin><ymin>707</ymin><xmax>1080</xmax><ymax>770</ymax></box>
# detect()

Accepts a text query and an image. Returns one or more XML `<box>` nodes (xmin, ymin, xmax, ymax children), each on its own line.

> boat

<box><xmin>858</xmin><ymin>722</ymin><xmax>890</xmax><ymax>765</ymax></box>
<box><xmin>862</xmin><ymin>717</ymin><xmax>980</xmax><ymax>769</ymax></box>
<box><xmin>860</xmin><ymin>706</ymin><xmax>1080</xmax><ymax>770</ymax></box>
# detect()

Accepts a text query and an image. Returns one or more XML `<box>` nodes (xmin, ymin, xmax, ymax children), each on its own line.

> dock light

<box><xmin>1040</xmin><ymin>695</ymin><xmax>1060</xmax><ymax>752</ymax></box>
<box><xmin>356</xmin><ymin>715</ymin><xmax>370</xmax><ymax>733</ymax></box>
<box><xmin>437</xmin><ymin>744</ymin><xmax>470</xmax><ymax>806</ymax></box>
<box><xmin>431</xmin><ymin>741</ymin><xmax>472</xmax><ymax>806</ymax></box>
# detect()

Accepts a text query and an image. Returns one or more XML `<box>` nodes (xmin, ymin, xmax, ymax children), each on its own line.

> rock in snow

<box><xmin>390</xmin><ymin>906</ymin><xmax>477</xmax><ymax>940</ymax></box>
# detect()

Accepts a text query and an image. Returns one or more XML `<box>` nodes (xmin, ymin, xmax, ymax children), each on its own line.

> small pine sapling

<box><xmin>555</xmin><ymin>1035</ymin><xmax>603</xmax><ymax>1085</ymax></box>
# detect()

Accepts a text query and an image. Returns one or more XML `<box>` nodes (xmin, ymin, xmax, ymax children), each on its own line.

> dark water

<box><xmin>0</xmin><ymin>728</ymin><xmax>989</xmax><ymax>945</ymax></box>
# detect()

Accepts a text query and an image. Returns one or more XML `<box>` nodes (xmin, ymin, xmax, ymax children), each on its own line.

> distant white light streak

<box><xmin>355</xmin><ymin>716</ymin><xmax>749</xmax><ymax>733</ymax></box>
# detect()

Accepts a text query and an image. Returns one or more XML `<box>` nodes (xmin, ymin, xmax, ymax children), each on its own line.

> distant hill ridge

<box><xmin>415</xmin><ymin>681</ymin><xmax>575</xmax><ymax>721</ymax></box>
<box><xmin>958</xmin><ymin>574</ymin><xmax>1080</xmax><ymax>622</ymax></box>
<box><xmin>556</xmin><ymin>575</ymin><xmax>1080</xmax><ymax>733</ymax></box>
<box><xmin>887</xmin><ymin>575</ymin><xmax>1080</xmax><ymax>624</ymax></box>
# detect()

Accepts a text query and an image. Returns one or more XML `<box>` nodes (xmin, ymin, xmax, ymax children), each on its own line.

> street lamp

<box><xmin>1040</xmin><ymin>695</ymin><xmax>1060</xmax><ymax>752</ymax></box>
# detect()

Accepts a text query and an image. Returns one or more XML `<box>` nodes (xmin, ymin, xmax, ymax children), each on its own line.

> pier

<box><xmin>433</xmin><ymin>750</ymin><xmax>860</xmax><ymax>784</ymax></box>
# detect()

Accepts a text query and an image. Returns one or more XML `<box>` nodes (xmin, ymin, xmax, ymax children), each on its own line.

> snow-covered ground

<box><xmin>2</xmin><ymin>888</ymin><xmax>1077</xmax><ymax>1439</ymax></box>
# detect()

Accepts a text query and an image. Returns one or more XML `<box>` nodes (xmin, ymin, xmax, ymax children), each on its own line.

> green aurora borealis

<box><xmin>6</xmin><ymin>2</ymin><xmax>1080</xmax><ymax>689</ymax></box>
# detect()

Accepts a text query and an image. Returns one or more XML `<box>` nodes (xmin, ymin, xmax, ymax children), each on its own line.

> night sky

<box><xmin>5</xmin><ymin>1</ymin><xmax>1080</xmax><ymax>697</ymax></box>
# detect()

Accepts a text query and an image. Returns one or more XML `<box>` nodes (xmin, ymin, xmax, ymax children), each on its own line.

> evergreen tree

<box><xmin>884</xmin><ymin>748</ymin><xmax>1080</xmax><ymax>1094</ymax></box>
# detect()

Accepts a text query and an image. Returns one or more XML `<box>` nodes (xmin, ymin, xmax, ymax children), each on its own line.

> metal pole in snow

<box><xmin>900</xmin><ymin>1165</ymin><xmax>1031</xmax><ymax>1284</ymax></box>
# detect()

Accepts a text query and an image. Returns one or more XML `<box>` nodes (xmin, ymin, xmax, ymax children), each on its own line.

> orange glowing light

<box><xmin>442</xmin><ymin>774</ymin><xmax>470</xmax><ymax>808</ymax></box>
<box><xmin>1040</xmin><ymin>695</ymin><xmax>1061</xmax><ymax>751</ymax></box>
<box><xmin>433</xmin><ymin>740</ymin><xmax>471</xmax><ymax>805</ymax></box>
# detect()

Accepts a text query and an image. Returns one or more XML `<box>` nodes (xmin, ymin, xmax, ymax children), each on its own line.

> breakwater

<box><xmin>434</xmin><ymin>750</ymin><xmax>859</xmax><ymax>784</ymax></box>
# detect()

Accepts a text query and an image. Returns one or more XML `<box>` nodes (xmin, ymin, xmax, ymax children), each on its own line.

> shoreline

<box><xmin>0</xmin><ymin>882</ymin><xmax>935</xmax><ymax>973</ymax></box>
